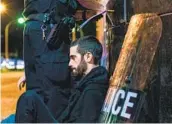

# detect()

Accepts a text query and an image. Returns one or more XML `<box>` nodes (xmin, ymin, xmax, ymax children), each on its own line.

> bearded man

<box><xmin>15</xmin><ymin>35</ymin><xmax>109</xmax><ymax>123</ymax></box>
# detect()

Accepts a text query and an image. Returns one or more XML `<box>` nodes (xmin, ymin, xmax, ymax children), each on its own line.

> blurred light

<box><xmin>17</xmin><ymin>17</ymin><xmax>25</xmax><ymax>24</ymax></box>
<box><xmin>0</xmin><ymin>3</ymin><xmax>6</xmax><ymax>13</ymax></box>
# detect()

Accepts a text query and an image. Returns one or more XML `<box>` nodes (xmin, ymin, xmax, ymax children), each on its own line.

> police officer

<box><xmin>18</xmin><ymin>0</ymin><xmax>78</xmax><ymax>117</ymax></box>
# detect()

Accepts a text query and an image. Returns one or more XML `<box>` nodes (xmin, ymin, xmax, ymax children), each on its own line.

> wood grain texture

<box><xmin>110</xmin><ymin>13</ymin><xmax>162</xmax><ymax>91</ymax></box>
<box><xmin>132</xmin><ymin>0</ymin><xmax>172</xmax><ymax>14</ymax></box>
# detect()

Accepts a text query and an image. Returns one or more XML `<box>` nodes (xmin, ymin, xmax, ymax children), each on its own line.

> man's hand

<box><xmin>17</xmin><ymin>75</ymin><xmax>26</xmax><ymax>90</ymax></box>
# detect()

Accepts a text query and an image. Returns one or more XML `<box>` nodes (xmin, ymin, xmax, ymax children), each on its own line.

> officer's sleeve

<box><xmin>75</xmin><ymin>90</ymin><xmax>105</xmax><ymax>123</ymax></box>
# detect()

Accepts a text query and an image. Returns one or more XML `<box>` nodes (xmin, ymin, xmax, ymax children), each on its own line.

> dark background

<box><xmin>1</xmin><ymin>0</ymin><xmax>24</xmax><ymax>58</ymax></box>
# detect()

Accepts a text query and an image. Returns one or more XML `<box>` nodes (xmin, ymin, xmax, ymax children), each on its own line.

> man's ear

<box><xmin>84</xmin><ymin>52</ymin><xmax>93</xmax><ymax>63</ymax></box>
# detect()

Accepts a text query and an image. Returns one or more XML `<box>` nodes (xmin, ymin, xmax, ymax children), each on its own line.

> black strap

<box><xmin>26</xmin><ymin>13</ymin><xmax>46</xmax><ymax>22</ymax></box>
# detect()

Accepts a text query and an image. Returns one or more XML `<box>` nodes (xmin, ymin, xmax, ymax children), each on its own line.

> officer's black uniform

<box><xmin>22</xmin><ymin>0</ymin><xmax>77</xmax><ymax>117</ymax></box>
<box><xmin>15</xmin><ymin>66</ymin><xmax>109</xmax><ymax>123</ymax></box>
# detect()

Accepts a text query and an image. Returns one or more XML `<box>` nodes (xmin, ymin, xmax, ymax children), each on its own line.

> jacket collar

<box><xmin>76</xmin><ymin>66</ymin><xmax>109</xmax><ymax>91</ymax></box>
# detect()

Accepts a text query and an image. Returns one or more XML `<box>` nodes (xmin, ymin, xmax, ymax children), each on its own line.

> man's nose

<box><xmin>68</xmin><ymin>60</ymin><xmax>72</xmax><ymax>67</ymax></box>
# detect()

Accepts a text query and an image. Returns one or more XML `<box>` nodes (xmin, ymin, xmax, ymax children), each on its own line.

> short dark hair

<box><xmin>70</xmin><ymin>35</ymin><xmax>103</xmax><ymax>64</ymax></box>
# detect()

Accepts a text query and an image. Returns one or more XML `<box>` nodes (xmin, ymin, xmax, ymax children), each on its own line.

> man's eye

<box><xmin>73</xmin><ymin>58</ymin><xmax>76</xmax><ymax>61</ymax></box>
<box><xmin>72</xmin><ymin>56</ymin><xmax>76</xmax><ymax>59</ymax></box>
<box><xmin>70</xmin><ymin>56</ymin><xmax>76</xmax><ymax>61</ymax></box>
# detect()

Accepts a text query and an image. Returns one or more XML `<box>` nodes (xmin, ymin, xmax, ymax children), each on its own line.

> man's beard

<box><xmin>71</xmin><ymin>59</ymin><xmax>87</xmax><ymax>81</ymax></box>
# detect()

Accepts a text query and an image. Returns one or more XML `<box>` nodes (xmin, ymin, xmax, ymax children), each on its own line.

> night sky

<box><xmin>1</xmin><ymin>0</ymin><xmax>24</xmax><ymax>30</ymax></box>
<box><xmin>1</xmin><ymin>0</ymin><xmax>24</xmax><ymax>58</ymax></box>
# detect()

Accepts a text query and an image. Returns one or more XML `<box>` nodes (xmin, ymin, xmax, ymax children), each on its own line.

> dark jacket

<box><xmin>58</xmin><ymin>66</ymin><xmax>109</xmax><ymax>123</ymax></box>
<box><xmin>23</xmin><ymin>0</ymin><xmax>77</xmax><ymax>18</ymax></box>
<box><xmin>23</xmin><ymin>0</ymin><xmax>54</xmax><ymax>17</ymax></box>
